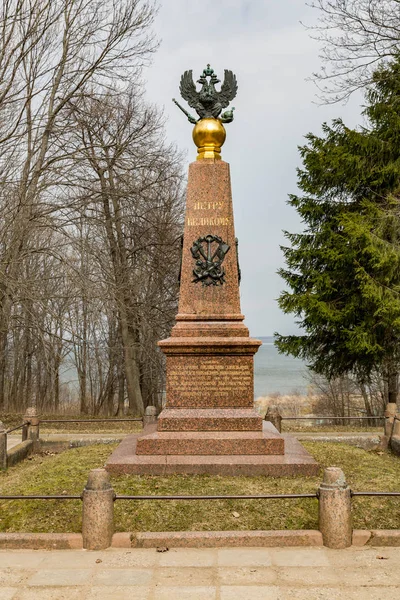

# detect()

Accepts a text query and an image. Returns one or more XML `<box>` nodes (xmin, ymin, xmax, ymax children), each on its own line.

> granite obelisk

<box><xmin>106</xmin><ymin>65</ymin><xmax>318</xmax><ymax>476</ymax></box>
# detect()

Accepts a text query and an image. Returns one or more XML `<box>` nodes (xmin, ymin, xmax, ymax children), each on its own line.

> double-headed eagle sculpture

<box><xmin>173</xmin><ymin>64</ymin><xmax>238</xmax><ymax>124</ymax></box>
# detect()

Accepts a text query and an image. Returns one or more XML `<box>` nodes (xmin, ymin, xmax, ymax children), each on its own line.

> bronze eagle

<box><xmin>173</xmin><ymin>64</ymin><xmax>238</xmax><ymax>123</ymax></box>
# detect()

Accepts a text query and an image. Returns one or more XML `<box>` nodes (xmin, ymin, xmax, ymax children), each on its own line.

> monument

<box><xmin>107</xmin><ymin>65</ymin><xmax>318</xmax><ymax>476</ymax></box>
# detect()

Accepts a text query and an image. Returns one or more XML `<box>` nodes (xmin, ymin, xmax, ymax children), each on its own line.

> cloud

<box><xmin>144</xmin><ymin>0</ymin><xmax>363</xmax><ymax>336</ymax></box>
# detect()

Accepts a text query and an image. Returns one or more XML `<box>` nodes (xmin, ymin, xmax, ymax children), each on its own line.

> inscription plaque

<box><xmin>166</xmin><ymin>355</ymin><xmax>254</xmax><ymax>408</ymax></box>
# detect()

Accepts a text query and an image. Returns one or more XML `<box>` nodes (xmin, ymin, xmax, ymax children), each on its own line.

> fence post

<box><xmin>393</xmin><ymin>415</ymin><xmax>400</xmax><ymax>437</ymax></box>
<box><xmin>318</xmin><ymin>467</ymin><xmax>352</xmax><ymax>549</ymax></box>
<box><xmin>390</xmin><ymin>415</ymin><xmax>400</xmax><ymax>455</ymax></box>
<box><xmin>0</xmin><ymin>421</ymin><xmax>7</xmax><ymax>470</ymax></box>
<box><xmin>143</xmin><ymin>405</ymin><xmax>157</xmax><ymax>427</ymax></box>
<box><xmin>264</xmin><ymin>406</ymin><xmax>282</xmax><ymax>433</ymax></box>
<box><xmin>380</xmin><ymin>403</ymin><xmax>398</xmax><ymax>449</ymax></box>
<box><xmin>24</xmin><ymin>407</ymin><xmax>40</xmax><ymax>449</ymax></box>
<box><xmin>82</xmin><ymin>468</ymin><xmax>115</xmax><ymax>550</ymax></box>
<box><xmin>384</xmin><ymin>403</ymin><xmax>397</xmax><ymax>437</ymax></box>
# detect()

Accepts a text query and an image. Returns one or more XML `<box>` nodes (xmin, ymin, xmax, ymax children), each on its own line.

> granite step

<box><xmin>106</xmin><ymin>429</ymin><xmax>318</xmax><ymax>476</ymax></box>
<box><xmin>136</xmin><ymin>430</ymin><xmax>284</xmax><ymax>456</ymax></box>
<box><xmin>158</xmin><ymin>408</ymin><xmax>263</xmax><ymax>432</ymax></box>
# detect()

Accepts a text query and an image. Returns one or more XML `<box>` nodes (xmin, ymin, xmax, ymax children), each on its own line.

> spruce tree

<box><xmin>276</xmin><ymin>58</ymin><xmax>400</xmax><ymax>406</ymax></box>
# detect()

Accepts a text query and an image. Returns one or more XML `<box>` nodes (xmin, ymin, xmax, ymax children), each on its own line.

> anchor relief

<box><xmin>191</xmin><ymin>234</ymin><xmax>230</xmax><ymax>286</ymax></box>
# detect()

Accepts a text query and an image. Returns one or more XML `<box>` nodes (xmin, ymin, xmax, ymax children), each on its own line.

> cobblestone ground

<box><xmin>0</xmin><ymin>546</ymin><xmax>399</xmax><ymax>599</ymax></box>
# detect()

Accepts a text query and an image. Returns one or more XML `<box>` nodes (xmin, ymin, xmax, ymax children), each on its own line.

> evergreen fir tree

<box><xmin>276</xmin><ymin>58</ymin><xmax>400</xmax><ymax>406</ymax></box>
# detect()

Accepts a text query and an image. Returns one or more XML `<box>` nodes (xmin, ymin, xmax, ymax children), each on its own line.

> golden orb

<box><xmin>192</xmin><ymin>118</ymin><xmax>226</xmax><ymax>160</ymax></box>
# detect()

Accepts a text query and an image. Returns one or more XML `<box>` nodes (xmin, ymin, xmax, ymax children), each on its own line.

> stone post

<box><xmin>143</xmin><ymin>405</ymin><xmax>157</xmax><ymax>427</ymax></box>
<box><xmin>82</xmin><ymin>468</ymin><xmax>115</xmax><ymax>550</ymax></box>
<box><xmin>384</xmin><ymin>403</ymin><xmax>397</xmax><ymax>437</ymax></box>
<box><xmin>0</xmin><ymin>421</ymin><xmax>7</xmax><ymax>471</ymax></box>
<box><xmin>24</xmin><ymin>407</ymin><xmax>40</xmax><ymax>449</ymax></box>
<box><xmin>379</xmin><ymin>403</ymin><xmax>398</xmax><ymax>449</ymax></box>
<box><xmin>390</xmin><ymin>414</ymin><xmax>400</xmax><ymax>455</ymax></box>
<box><xmin>264</xmin><ymin>406</ymin><xmax>282</xmax><ymax>433</ymax></box>
<box><xmin>318</xmin><ymin>467</ymin><xmax>352</xmax><ymax>549</ymax></box>
<box><xmin>392</xmin><ymin>414</ymin><xmax>400</xmax><ymax>437</ymax></box>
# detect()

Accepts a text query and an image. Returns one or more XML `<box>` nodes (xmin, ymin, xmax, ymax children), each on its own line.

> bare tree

<box><xmin>308</xmin><ymin>0</ymin><xmax>400</xmax><ymax>102</ymax></box>
<box><xmin>69</xmin><ymin>88</ymin><xmax>184</xmax><ymax>415</ymax></box>
<box><xmin>310</xmin><ymin>371</ymin><xmax>386</xmax><ymax>419</ymax></box>
<box><xmin>0</xmin><ymin>0</ymin><xmax>159</xmax><ymax>411</ymax></box>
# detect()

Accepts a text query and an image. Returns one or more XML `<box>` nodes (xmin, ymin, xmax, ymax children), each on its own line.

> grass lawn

<box><xmin>0</xmin><ymin>442</ymin><xmax>399</xmax><ymax>533</ymax></box>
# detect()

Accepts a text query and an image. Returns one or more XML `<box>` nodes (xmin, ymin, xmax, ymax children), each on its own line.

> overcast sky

<box><xmin>144</xmin><ymin>0</ymin><xmax>362</xmax><ymax>337</ymax></box>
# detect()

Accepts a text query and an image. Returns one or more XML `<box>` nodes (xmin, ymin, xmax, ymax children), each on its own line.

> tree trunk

<box><xmin>0</xmin><ymin>331</ymin><xmax>7</xmax><ymax>410</ymax></box>
<box><xmin>388</xmin><ymin>371</ymin><xmax>398</xmax><ymax>406</ymax></box>
<box><xmin>117</xmin><ymin>366</ymin><xmax>125</xmax><ymax>417</ymax></box>
<box><xmin>118</xmin><ymin>309</ymin><xmax>144</xmax><ymax>416</ymax></box>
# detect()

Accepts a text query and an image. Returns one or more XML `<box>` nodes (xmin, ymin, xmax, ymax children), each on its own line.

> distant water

<box><xmin>61</xmin><ymin>335</ymin><xmax>309</xmax><ymax>400</ymax></box>
<box><xmin>254</xmin><ymin>336</ymin><xmax>309</xmax><ymax>398</ymax></box>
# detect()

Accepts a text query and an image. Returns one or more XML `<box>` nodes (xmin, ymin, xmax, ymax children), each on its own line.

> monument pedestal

<box><xmin>106</xmin><ymin>159</ymin><xmax>318</xmax><ymax>476</ymax></box>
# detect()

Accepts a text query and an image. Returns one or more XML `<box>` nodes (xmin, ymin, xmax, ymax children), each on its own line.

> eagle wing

<box><xmin>179</xmin><ymin>70</ymin><xmax>199</xmax><ymax>109</ymax></box>
<box><xmin>218</xmin><ymin>70</ymin><xmax>238</xmax><ymax>108</ymax></box>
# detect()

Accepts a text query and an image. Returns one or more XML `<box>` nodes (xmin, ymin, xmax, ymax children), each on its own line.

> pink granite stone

<box><xmin>136</xmin><ymin>430</ymin><xmax>284</xmax><ymax>456</ymax></box>
<box><xmin>104</xmin><ymin>159</ymin><xmax>318</xmax><ymax>476</ymax></box>
<box><xmin>158</xmin><ymin>160</ymin><xmax>261</xmax><ymax>416</ymax></box>
<box><xmin>352</xmin><ymin>530</ymin><xmax>372</xmax><ymax>546</ymax></box>
<box><xmin>161</xmin><ymin>352</ymin><xmax>257</xmax><ymax>409</ymax></box>
<box><xmin>158</xmin><ymin>408</ymin><xmax>263</xmax><ymax>431</ymax></box>
<box><xmin>175</xmin><ymin>161</ymin><xmax>242</xmax><ymax>318</ymax></box>
<box><xmin>0</xmin><ymin>533</ymin><xmax>83</xmax><ymax>549</ymax></box>
<box><xmin>132</xmin><ymin>530</ymin><xmax>323</xmax><ymax>548</ymax></box>
<box><xmin>105</xmin><ymin>427</ymin><xmax>319</xmax><ymax>477</ymax></box>
<box><xmin>369</xmin><ymin>530</ymin><xmax>400</xmax><ymax>546</ymax></box>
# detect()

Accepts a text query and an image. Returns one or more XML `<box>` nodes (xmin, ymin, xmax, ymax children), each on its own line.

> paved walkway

<box><xmin>0</xmin><ymin>546</ymin><xmax>399</xmax><ymax>599</ymax></box>
<box><xmin>6</xmin><ymin>433</ymin><xmax>127</xmax><ymax>451</ymax></box>
<box><xmin>295</xmin><ymin>431</ymin><xmax>379</xmax><ymax>439</ymax></box>
<box><xmin>7</xmin><ymin>430</ymin><xmax>380</xmax><ymax>452</ymax></box>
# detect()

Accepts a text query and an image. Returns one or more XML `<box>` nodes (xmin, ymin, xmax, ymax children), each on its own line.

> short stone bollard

<box><xmin>393</xmin><ymin>414</ymin><xmax>400</xmax><ymax>437</ymax></box>
<box><xmin>143</xmin><ymin>405</ymin><xmax>157</xmax><ymax>427</ymax></box>
<box><xmin>264</xmin><ymin>405</ymin><xmax>282</xmax><ymax>433</ymax></box>
<box><xmin>24</xmin><ymin>407</ymin><xmax>40</xmax><ymax>449</ymax></box>
<box><xmin>0</xmin><ymin>421</ymin><xmax>7</xmax><ymax>470</ymax></box>
<box><xmin>384</xmin><ymin>403</ymin><xmax>397</xmax><ymax>437</ymax></box>
<box><xmin>380</xmin><ymin>403</ymin><xmax>398</xmax><ymax>449</ymax></box>
<box><xmin>82</xmin><ymin>468</ymin><xmax>115</xmax><ymax>550</ymax></box>
<box><xmin>390</xmin><ymin>414</ymin><xmax>400</xmax><ymax>455</ymax></box>
<box><xmin>318</xmin><ymin>467</ymin><xmax>352</xmax><ymax>549</ymax></box>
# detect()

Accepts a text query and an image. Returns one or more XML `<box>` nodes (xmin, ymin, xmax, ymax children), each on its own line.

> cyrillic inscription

<box><xmin>168</xmin><ymin>361</ymin><xmax>252</xmax><ymax>398</ymax></box>
<box><xmin>187</xmin><ymin>217</ymin><xmax>230</xmax><ymax>226</ymax></box>
<box><xmin>194</xmin><ymin>202</ymin><xmax>224</xmax><ymax>211</ymax></box>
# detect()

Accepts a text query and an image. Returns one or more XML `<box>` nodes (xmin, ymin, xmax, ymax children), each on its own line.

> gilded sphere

<box><xmin>192</xmin><ymin>118</ymin><xmax>226</xmax><ymax>160</ymax></box>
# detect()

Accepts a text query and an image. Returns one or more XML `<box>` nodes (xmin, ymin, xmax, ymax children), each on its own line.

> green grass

<box><xmin>0</xmin><ymin>442</ymin><xmax>399</xmax><ymax>533</ymax></box>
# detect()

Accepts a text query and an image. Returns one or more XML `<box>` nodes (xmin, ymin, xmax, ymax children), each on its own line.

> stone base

<box><xmin>136</xmin><ymin>428</ymin><xmax>283</xmax><ymax>456</ymax></box>
<box><xmin>158</xmin><ymin>408</ymin><xmax>263</xmax><ymax>431</ymax></box>
<box><xmin>106</xmin><ymin>425</ymin><xmax>319</xmax><ymax>477</ymax></box>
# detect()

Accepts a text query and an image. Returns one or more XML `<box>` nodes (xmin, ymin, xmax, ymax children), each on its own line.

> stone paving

<box><xmin>7</xmin><ymin>430</ymin><xmax>380</xmax><ymax>452</ymax></box>
<box><xmin>6</xmin><ymin>433</ymin><xmax>127</xmax><ymax>451</ymax></box>
<box><xmin>0</xmin><ymin>546</ymin><xmax>399</xmax><ymax>599</ymax></box>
